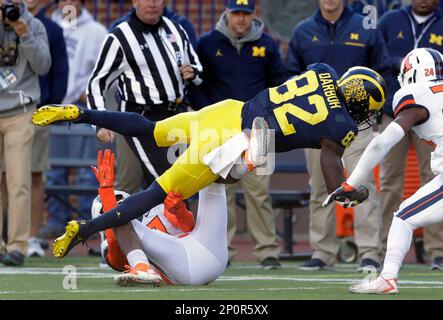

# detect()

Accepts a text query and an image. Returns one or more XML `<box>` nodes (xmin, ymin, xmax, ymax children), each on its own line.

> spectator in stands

<box><xmin>23</xmin><ymin>0</ymin><xmax>68</xmax><ymax>257</ymax></box>
<box><xmin>86</xmin><ymin>0</ymin><xmax>202</xmax><ymax>197</ymax></box>
<box><xmin>189</xmin><ymin>0</ymin><xmax>286</xmax><ymax>269</ymax></box>
<box><xmin>378</xmin><ymin>0</ymin><xmax>443</xmax><ymax>270</ymax></box>
<box><xmin>109</xmin><ymin>5</ymin><xmax>197</xmax><ymax>47</ymax></box>
<box><xmin>0</xmin><ymin>0</ymin><xmax>51</xmax><ymax>266</ymax></box>
<box><xmin>286</xmin><ymin>0</ymin><xmax>389</xmax><ymax>271</ymax></box>
<box><xmin>105</xmin><ymin>1</ymin><xmax>199</xmax><ymax>196</ymax></box>
<box><xmin>38</xmin><ymin>0</ymin><xmax>107</xmax><ymax>238</ymax></box>
<box><xmin>348</xmin><ymin>0</ymin><xmax>402</xmax><ymax>16</ymax></box>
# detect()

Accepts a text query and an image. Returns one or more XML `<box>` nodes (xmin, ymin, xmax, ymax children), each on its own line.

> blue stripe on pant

<box><xmin>396</xmin><ymin>186</ymin><xmax>443</xmax><ymax>220</ymax></box>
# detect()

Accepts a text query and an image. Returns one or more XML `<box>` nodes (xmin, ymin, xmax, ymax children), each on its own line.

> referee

<box><xmin>86</xmin><ymin>0</ymin><xmax>202</xmax><ymax>192</ymax></box>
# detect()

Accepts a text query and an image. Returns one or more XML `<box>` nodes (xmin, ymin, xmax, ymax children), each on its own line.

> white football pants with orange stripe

<box><xmin>382</xmin><ymin>173</ymin><xmax>443</xmax><ymax>279</ymax></box>
<box><xmin>131</xmin><ymin>183</ymin><xmax>228</xmax><ymax>285</ymax></box>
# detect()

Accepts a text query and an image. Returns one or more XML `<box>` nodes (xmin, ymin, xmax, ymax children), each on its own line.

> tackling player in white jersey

<box><xmin>323</xmin><ymin>47</ymin><xmax>443</xmax><ymax>294</ymax></box>
<box><xmin>91</xmin><ymin>149</ymin><xmax>228</xmax><ymax>286</ymax></box>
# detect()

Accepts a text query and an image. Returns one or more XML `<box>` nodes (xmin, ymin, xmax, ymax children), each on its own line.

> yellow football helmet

<box><xmin>338</xmin><ymin>66</ymin><xmax>387</xmax><ymax>128</ymax></box>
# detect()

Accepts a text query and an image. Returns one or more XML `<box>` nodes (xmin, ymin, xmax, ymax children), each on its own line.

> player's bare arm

<box><xmin>113</xmin><ymin>223</ymin><xmax>143</xmax><ymax>256</ymax></box>
<box><xmin>324</xmin><ymin>107</ymin><xmax>428</xmax><ymax>208</ymax></box>
<box><xmin>319</xmin><ymin>138</ymin><xmax>346</xmax><ymax>194</ymax></box>
<box><xmin>346</xmin><ymin>107</ymin><xmax>428</xmax><ymax>188</ymax></box>
<box><xmin>393</xmin><ymin>107</ymin><xmax>428</xmax><ymax>133</ymax></box>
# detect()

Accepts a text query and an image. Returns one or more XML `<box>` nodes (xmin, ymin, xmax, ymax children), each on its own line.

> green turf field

<box><xmin>1</xmin><ymin>257</ymin><xmax>443</xmax><ymax>300</ymax></box>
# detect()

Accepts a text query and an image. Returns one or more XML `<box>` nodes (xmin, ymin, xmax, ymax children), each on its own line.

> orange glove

<box><xmin>92</xmin><ymin>149</ymin><xmax>117</xmax><ymax>211</ymax></box>
<box><xmin>163</xmin><ymin>192</ymin><xmax>195</xmax><ymax>232</ymax></box>
<box><xmin>91</xmin><ymin>149</ymin><xmax>115</xmax><ymax>189</ymax></box>
<box><xmin>92</xmin><ymin>149</ymin><xmax>125</xmax><ymax>269</ymax></box>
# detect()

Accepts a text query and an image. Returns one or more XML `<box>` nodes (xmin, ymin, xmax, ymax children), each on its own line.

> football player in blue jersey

<box><xmin>32</xmin><ymin>63</ymin><xmax>387</xmax><ymax>258</ymax></box>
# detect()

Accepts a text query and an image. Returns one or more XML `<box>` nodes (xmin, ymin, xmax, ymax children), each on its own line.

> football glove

<box><xmin>322</xmin><ymin>182</ymin><xmax>369</xmax><ymax>208</ymax></box>
<box><xmin>91</xmin><ymin>149</ymin><xmax>115</xmax><ymax>188</ymax></box>
<box><xmin>164</xmin><ymin>192</ymin><xmax>187</xmax><ymax>216</ymax></box>
<box><xmin>163</xmin><ymin>192</ymin><xmax>195</xmax><ymax>232</ymax></box>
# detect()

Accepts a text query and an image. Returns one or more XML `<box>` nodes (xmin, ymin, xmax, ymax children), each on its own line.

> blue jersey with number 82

<box><xmin>241</xmin><ymin>63</ymin><xmax>358</xmax><ymax>152</ymax></box>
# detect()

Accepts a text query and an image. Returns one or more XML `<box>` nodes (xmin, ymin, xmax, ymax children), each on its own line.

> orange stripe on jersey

<box><xmin>394</xmin><ymin>99</ymin><xmax>416</xmax><ymax>116</ymax></box>
<box><xmin>147</xmin><ymin>215</ymin><xmax>169</xmax><ymax>234</ymax></box>
<box><xmin>431</xmin><ymin>84</ymin><xmax>443</xmax><ymax>94</ymax></box>
<box><xmin>421</xmin><ymin>138</ymin><xmax>437</xmax><ymax>148</ymax></box>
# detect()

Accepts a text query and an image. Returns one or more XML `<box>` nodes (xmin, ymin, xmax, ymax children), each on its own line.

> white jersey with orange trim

<box><xmin>101</xmin><ymin>184</ymin><xmax>227</xmax><ymax>285</ymax></box>
<box><xmin>392</xmin><ymin>80</ymin><xmax>443</xmax><ymax>174</ymax></box>
<box><xmin>130</xmin><ymin>184</ymin><xmax>228</xmax><ymax>285</ymax></box>
<box><xmin>141</xmin><ymin>205</ymin><xmax>186</xmax><ymax>237</ymax></box>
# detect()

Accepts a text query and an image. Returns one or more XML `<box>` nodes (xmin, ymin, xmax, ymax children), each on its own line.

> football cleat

<box><xmin>114</xmin><ymin>263</ymin><xmax>164</xmax><ymax>287</ymax></box>
<box><xmin>349</xmin><ymin>276</ymin><xmax>399</xmax><ymax>294</ymax></box>
<box><xmin>32</xmin><ymin>104</ymin><xmax>83</xmax><ymax>127</ymax></box>
<box><xmin>27</xmin><ymin>237</ymin><xmax>45</xmax><ymax>257</ymax></box>
<box><xmin>52</xmin><ymin>220</ymin><xmax>88</xmax><ymax>258</ymax></box>
<box><xmin>244</xmin><ymin>117</ymin><xmax>270</xmax><ymax>171</ymax></box>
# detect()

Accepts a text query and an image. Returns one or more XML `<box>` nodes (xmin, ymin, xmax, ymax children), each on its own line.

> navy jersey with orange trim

<box><xmin>241</xmin><ymin>63</ymin><xmax>358</xmax><ymax>152</ymax></box>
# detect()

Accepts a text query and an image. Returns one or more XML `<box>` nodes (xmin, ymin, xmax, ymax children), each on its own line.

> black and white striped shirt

<box><xmin>86</xmin><ymin>13</ymin><xmax>202</xmax><ymax>112</ymax></box>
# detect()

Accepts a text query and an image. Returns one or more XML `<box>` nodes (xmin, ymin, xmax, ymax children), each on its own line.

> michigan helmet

<box><xmin>398</xmin><ymin>48</ymin><xmax>443</xmax><ymax>88</ymax></box>
<box><xmin>338</xmin><ymin>66</ymin><xmax>387</xmax><ymax>127</ymax></box>
<box><xmin>91</xmin><ymin>190</ymin><xmax>130</xmax><ymax>219</ymax></box>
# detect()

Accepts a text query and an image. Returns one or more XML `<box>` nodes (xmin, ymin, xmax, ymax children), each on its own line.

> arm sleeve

<box><xmin>347</xmin><ymin>122</ymin><xmax>405</xmax><ymax>186</ymax></box>
<box><xmin>98</xmin><ymin>187</ymin><xmax>127</xmax><ymax>272</ymax></box>
<box><xmin>86</xmin><ymin>34</ymin><xmax>125</xmax><ymax>111</ymax></box>
<box><xmin>98</xmin><ymin>187</ymin><xmax>118</xmax><ymax>212</ymax></box>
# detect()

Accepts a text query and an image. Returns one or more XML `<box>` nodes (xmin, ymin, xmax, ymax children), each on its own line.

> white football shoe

<box><xmin>114</xmin><ymin>263</ymin><xmax>164</xmax><ymax>287</ymax></box>
<box><xmin>27</xmin><ymin>237</ymin><xmax>45</xmax><ymax>257</ymax></box>
<box><xmin>244</xmin><ymin>117</ymin><xmax>270</xmax><ymax>171</ymax></box>
<box><xmin>349</xmin><ymin>276</ymin><xmax>399</xmax><ymax>294</ymax></box>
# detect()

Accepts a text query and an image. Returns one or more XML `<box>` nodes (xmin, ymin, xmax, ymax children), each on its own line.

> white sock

<box><xmin>229</xmin><ymin>157</ymin><xmax>249</xmax><ymax>179</ymax></box>
<box><xmin>380</xmin><ymin>217</ymin><xmax>414</xmax><ymax>279</ymax></box>
<box><xmin>127</xmin><ymin>249</ymin><xmax>150</xmax><ymax>268</ymax></box>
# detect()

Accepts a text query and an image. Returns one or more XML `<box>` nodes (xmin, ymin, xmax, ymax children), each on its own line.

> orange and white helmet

<box><xmin>398</xmin><ymin>48</ymin><xmax>443</xmax><ymax>88</ymax></box>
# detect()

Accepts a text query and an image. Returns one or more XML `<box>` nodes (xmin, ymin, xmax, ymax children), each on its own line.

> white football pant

<box><xmin>131</xmin><ymin>183</ymin><xmax>228</xmax><ymax>285</ymax></box>
<box><xmin>382</xmin><ymin>173</ymin><xmax>443</xmax><ymax>279</ymax></box>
